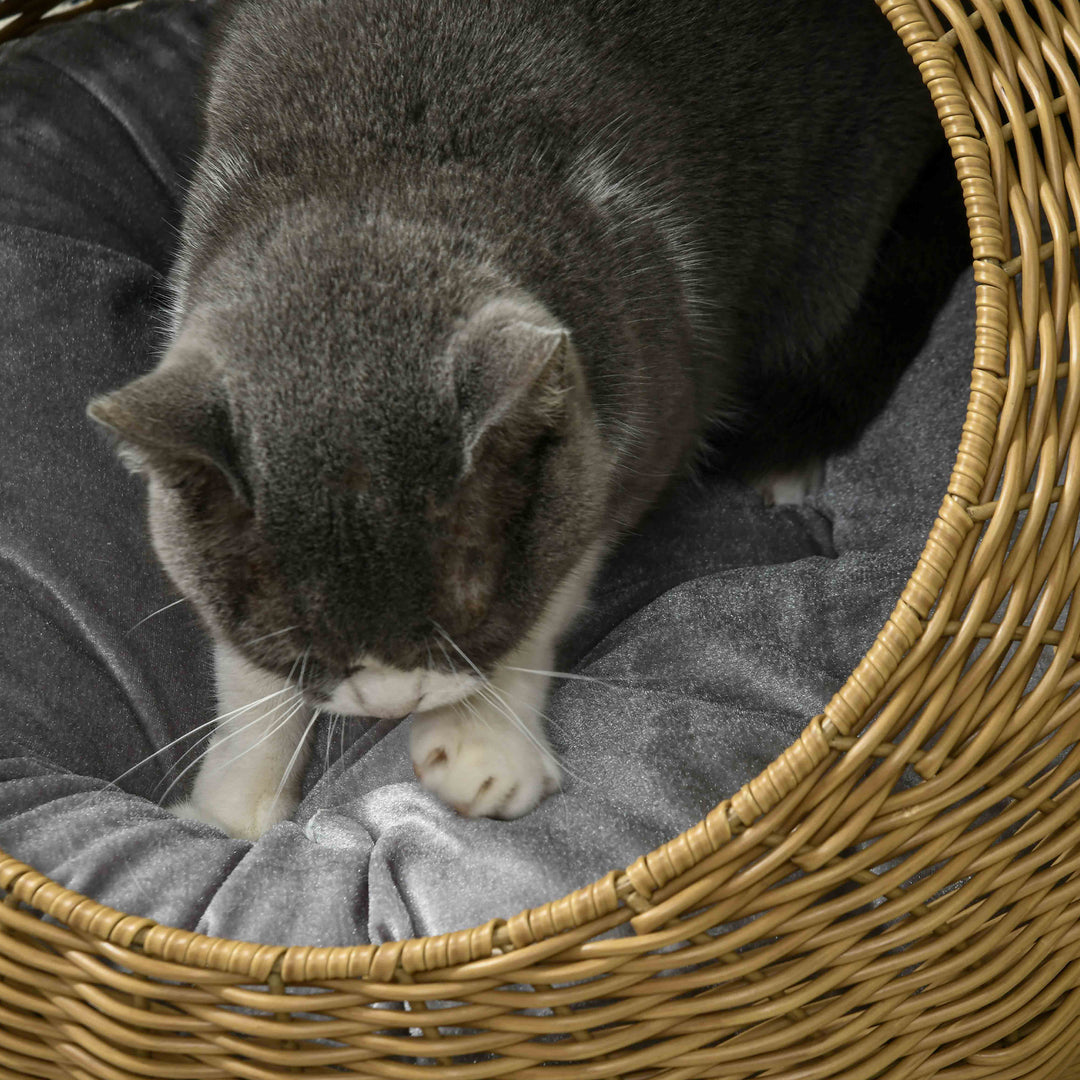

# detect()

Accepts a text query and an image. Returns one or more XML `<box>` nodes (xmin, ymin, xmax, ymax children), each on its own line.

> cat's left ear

<box><xmin>452</xmin><ymin>297</ymin><xmax>578</xmax><ymax>467</ymax></box>
<box><xmin>87</xmin><ymin>343</ymin><xmax>237</xmax><ymax>485</ymax></box>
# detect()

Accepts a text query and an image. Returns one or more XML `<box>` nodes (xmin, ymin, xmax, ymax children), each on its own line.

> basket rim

<box><xmin>0</xmin><ymin>0</ymin><xmax>1000</xmax><ymax>981</ymax></box>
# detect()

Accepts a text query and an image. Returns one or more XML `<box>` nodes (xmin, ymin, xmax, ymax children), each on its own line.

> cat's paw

<box><xmin>410</xmin><ymin>704</ymin><xmax>561</xmax><ymax>819</ymax></box>
<box><xmin>167</xmin><ymin>791</ymin><xmax>297</xmax><ymax>841</ymax></box>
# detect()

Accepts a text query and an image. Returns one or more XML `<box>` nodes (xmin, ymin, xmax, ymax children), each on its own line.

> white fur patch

<box><xmin>323</xmin><ymin>658</ymin><xmax>478</xmax><ymax>719</ymax></box>
<box><xmin>755</xmin><ymin>459</ymin><xmax>824</xmax><ymax>506</ymax></box>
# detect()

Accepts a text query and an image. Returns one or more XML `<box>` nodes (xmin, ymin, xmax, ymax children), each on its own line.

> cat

<box><xmin>88</xmin><ymin>0</ymin><xmax>964</xmax><ymax>840</ymax></box>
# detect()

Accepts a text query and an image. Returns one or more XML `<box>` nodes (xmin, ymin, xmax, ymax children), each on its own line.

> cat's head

<box><xmin>90</xmin><ymin>206</ymin><xmax>612</xmax><ymax>718</ymax></box>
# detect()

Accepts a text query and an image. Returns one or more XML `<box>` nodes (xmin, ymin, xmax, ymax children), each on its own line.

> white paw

<box><xmin>410</xmin><ymin>703</ymin><xmax>561</xmax><ymax>819</ymax></box>
<box><xmin>167</xmin><ymin>790</ymin><xmax>297</xmax><ymax>841</ymax></box>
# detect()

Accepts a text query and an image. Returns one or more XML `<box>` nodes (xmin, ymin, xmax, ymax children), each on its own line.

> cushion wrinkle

<box><xmin>0</xmin><ymin>549</ymin><xmax>178</xmax><ymax>779</ymax></box>
<box><xmin>0</xmin><ymin>218</ymin><xmax>161</xmax><ymax>269</ymax></box>
<box><xmin>31</xmin><ymin>50</ymin><xmax>179</xmax><ymax>202</ymax></box>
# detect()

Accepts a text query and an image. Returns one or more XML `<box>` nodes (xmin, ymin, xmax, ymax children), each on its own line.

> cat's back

<box><xmin>206</xmin><ymin>0</ymin><xmax>923</xmax><ymax>175</ymax></box>
<box><xmin>194</xmin><ymin>0</ymin><xmax>944</xmax><ymax>445</ymax></box>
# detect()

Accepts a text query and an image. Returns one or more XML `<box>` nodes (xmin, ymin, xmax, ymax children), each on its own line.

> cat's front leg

<box><xmin>411</xmin><ymin>546</ymin><xmax>603</xmax><ymax>818</ymax></box>
<box><xmin>169</xmin><ymin>641</ymin><xmax>313</xmax><ymax>840</ymax></box>
<box><xmin>410</xmin><ymin>661</ymin><xmax>561</xmax><ymax>819</ymax></box>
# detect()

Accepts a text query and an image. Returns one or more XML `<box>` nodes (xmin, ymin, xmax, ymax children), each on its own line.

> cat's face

<box><xmin>90</xmin><ymin>210</ymin><xmax>612</xmax><ymax>717</ymax></box>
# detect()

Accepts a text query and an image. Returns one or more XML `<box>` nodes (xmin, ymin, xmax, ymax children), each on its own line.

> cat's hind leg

<box><xmin>754</xmin><ymin>458</ymin><xmax>823</xmax><ymax>506</ymax></box>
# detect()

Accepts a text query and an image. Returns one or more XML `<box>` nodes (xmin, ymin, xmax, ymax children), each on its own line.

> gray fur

<box><xmin>90</xmin><ymin>0</ymin><xmax>945</xmax><ymax>698</ymax></box>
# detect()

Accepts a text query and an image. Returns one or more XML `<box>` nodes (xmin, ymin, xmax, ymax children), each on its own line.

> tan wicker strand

<box><xmin>1</xmin><ymin>0</ymin><xmax>1079</xmax><ymax>1076</ymax></box>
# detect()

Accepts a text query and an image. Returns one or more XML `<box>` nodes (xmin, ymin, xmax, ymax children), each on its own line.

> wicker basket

<box><xmin>2</xmin><ymin>0</ymin><xmax>1080</xmax><ymax>1077</ymax></box>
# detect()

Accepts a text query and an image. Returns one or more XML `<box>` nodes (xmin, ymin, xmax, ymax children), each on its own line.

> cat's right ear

<box><xmin>87</xmin><ymin>348</ymin><xmax>235</xmax><ymax>484</ymax></box>
<box><xmin>452</xmin><ymin>297</ymin><xmax>580</xmax><ymax>471</ymax></box>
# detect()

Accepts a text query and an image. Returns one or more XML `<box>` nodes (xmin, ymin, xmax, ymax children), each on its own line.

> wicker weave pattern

<box><xmin>0</xmin><ymin>0</ymin><xmax>131</xmax><ymax>42</ymax></box>
<box><xmin>1</xmin><ymin>0</ymin><xmax>1079</xmax><ymax>1076</ymax></box>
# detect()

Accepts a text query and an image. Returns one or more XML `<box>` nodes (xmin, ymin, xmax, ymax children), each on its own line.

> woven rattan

<box><xmin>3</xmin><ymin>0</ymin><xmax>1080</xmax><ymax>1076</ymax></box>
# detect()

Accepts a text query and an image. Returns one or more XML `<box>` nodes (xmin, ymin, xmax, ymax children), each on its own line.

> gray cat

<box><xmin>88</xmin><ymin>0</ymin><xmax>961</xmax><ymax>838</ymax></box>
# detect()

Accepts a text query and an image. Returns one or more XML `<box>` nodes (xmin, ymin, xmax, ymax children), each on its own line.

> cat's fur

<box><xmin>89</xmin><ymin>0</ymin><xmax>963</xmax><ymax>838</ymax></box>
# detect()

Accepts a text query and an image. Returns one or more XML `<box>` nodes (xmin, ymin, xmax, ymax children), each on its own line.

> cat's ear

<box><xmin>453</xmin><ymin>297</ymin><xmax>576</xmax><ymax>467</ymax></box>
<box><xmin>87</xmin><ymin>347</ymin><xmax>239</xmax><ymax>490</ymax></box>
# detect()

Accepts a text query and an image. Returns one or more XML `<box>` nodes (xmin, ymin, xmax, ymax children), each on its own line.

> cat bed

<box><xmin>0</xmin><ymin>1</ymin><xmax>1077</xmax><ymax>1078</ymax></box>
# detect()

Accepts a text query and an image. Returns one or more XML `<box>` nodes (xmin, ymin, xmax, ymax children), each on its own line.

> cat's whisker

<box><xmin>269</xmin><ymin>705</ymin><xmax>321</xmax><ymax>819</ymax></box>
<box><xmin>450</xmin><ymin>700</ymin><xmax>472</xmax><ymax>728</ymax></box>
<box><xmin>478</xmin><ymin>682</ymin><xmax>537</xmax><ymax>739</ymax></box>
<box><xmin>432</xmin><ymin>622</ymin><xmax>487</xmax><ymax>684</ymax></box>
<box><xmin>158</xmin><ymin>696</ymin><xmax>311</xmax><ymax>816</ymax></box>
<box><xmin>105</xmin><ymin>717</ymin><xmax>231</xmax><ymax>793</ymax></box>
<box><xmin>158</xmin><ymin>702</ymin><xmax>306</xmax><ymax>812</ymax></box>
<box><xmin>205</xmin><ymin>686</ymin><xmax>308</xmax><ymax>741</ymax></box>
<box><xmin>156</xmin><ymin>692</ymin><xmax>304</xmax><ymax>806</ymax></box>
<box><xmin>125</xmin><ymin>596</ymin><xmax>187</xmax><ymax>634</ymax></box>
<box><xmin>214</xmin><ymin>686</ymin><xmax>297</xmax><ymax>724</ymax></box>
<box><xmin>152</xmin><ymin>689</ymin><xmax>302</xmax><ymax>797</ymax></box>
<box><xmin>490</xmin><ymin>682</ymin><xmax>567</xmax><ymax>731</ymax></box>
<box><xmin>477</xmin><ymin>681</ymin><xmax>547</xmax><ymax>751</ymax></box>
<box><xmin>433</xmin><ymin>623</ymin><xmax>576</xmax><ymax>781</ymax></box>
<box><xmin>286</xmin><ymin>652</ymin><xmax>304</xmax><ymax>686</ymax></box>
<box><xmin>72</xmin><ymin>691</ymin><xmax>301</xmax><ymax>824</ymax></box>
<box><xmin>209</xmin><ymin>697</ymin><xmax>309</xmax><ymax>779</ymax></box>
<box><xmin>244</xmin><ymin>625</ymin><xmax>299</xmax><ymax>646</ymax></box>
<box><xmin>503</xmin><ymin>666</ymin><xmax>615</xmax><ymax>688</ymax></box>
<box><xmin>474</xmin><ymin>683</ymin><xmax>513</xmax><ymax>721</ymax></box>
<box><xmin>477</xmin><ymin>682</ymin><xmax>583</xmax><ymax>784</ymax></box>
<box><xmin>488</xmin><ymin>685</ymin><xmax>595</xmax><ymax>788</ymax></box>
<box><xmin>459</xmin><ymin>693</ymin><xmax>487</xmax><ymax>730</ymax></box>
<box><xmin>325</xmin><ymin>712</ymin><xmax>345</xmax><ymax>775</ymax></box>
<box><xmin>431</xmin><ymin>632</ymin><xmax>460</xmax><ymax>677</ymax></box>
<box><xmin>154</xmin><ymin>699</ymin><xmax>303</xmax><ymax>804</ymax></box>
<box><xmin>108</xmin><ymin>685</ymin><xmax>297</xmax><ymax>794</ymax></box>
